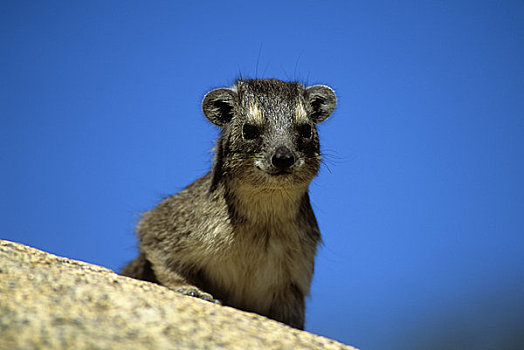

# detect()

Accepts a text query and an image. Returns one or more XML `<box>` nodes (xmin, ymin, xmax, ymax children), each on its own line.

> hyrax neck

<box><xmin>224</xmin><ymin>178</ymin><xmax>309</xmax><ymax>227</ymax></box>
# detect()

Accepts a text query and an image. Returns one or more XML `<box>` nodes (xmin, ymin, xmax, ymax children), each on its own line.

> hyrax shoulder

<box><xmin>121</xmin><ymin>78</ymin><xmax>336</xmax><ymax>329</ymax></box>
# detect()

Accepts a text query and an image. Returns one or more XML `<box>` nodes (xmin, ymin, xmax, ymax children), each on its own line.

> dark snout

<box><xmin>271</xmin><ymin>146</ymin><xmax>295</xmax><ymax>171</ymax></box>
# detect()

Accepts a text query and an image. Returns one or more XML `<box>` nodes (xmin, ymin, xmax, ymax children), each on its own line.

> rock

<box><xmin>0</xmin><ymin>240</ymin><xmax>357</xmax><ymax>350</ymax></box>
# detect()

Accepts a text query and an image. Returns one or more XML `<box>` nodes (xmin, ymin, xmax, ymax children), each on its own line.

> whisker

<box><xmin>320</xmin><ymin>158</ymin><xmax>333</xmax><ymax>174</ymax></box>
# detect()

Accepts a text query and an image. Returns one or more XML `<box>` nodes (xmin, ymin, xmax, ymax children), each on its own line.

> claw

<box><xmin>176</xmin><ymin>286</ymin><xmax>222</xmax><ymax>305</ymax></box>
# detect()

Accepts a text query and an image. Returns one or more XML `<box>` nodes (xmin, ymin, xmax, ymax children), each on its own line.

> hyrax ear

<box><xmin>306</xmin><ymin>85</ymin><xmax>337</xmax><ymax>123</ymax></box>
<box><xmin>202</xmin><ymin>88</ymin><xmax>236</xmax><ymax>127</ymax></box>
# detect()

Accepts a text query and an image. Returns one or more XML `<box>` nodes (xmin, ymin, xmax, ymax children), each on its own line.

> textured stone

<box><xmin>0</xmin><ymin>240</ymin><xmax>357</xmax><ymax>350</ymax></box>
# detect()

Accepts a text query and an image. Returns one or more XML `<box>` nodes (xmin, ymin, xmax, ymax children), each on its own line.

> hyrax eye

<box><xmin>242</xmin><ymin>124</ymin><xmax>260</xmax><ymax>140</ymax></box>
<box><xmin>298</xmin><ymin>124</ymin><xmax>312</xmax><ymax>139</ymax></box>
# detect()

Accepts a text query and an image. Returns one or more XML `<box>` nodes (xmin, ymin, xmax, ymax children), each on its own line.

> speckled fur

<box><xmin>121</xmin><ymin>78</ymin><xmax>336</xmax><ymax>329</ymax></box>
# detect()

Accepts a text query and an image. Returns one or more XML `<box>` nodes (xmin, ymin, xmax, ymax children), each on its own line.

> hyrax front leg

<box><xmin>121</xmin><ymin>253</ymin><xmax>220</xmax><ymax>304</ymax></box>
<box><xmin>152</xmin><ymin>261</ymin><xmax>221</xmax><ymax>304</ymax></box>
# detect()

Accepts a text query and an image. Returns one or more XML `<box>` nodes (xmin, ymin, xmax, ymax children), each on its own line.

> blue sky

<box><xmin>2</xmin><ymin>1</ymin><xmax>524</xmax><ymax>349</ymax></box>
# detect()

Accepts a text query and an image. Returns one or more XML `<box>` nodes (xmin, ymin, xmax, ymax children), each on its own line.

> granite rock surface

<box><xmin>0</xmin><ymin>240</ymin><xmax>357</xmax><ymax>350</ymax></box>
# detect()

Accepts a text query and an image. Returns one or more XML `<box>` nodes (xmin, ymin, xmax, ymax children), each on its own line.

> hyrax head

<box><xmin>202</xmin><ymin>79</ymin><xmax>336</xmax><ymax>190</ymax></box>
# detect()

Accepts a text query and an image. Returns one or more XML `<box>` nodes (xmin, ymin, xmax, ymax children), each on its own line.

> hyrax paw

<box><xmin>175</xmin><ymin>286</ymin><xmax>222</xmax><ymax>305</ymax></box>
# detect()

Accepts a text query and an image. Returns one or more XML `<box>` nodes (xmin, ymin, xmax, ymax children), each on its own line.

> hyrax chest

<box><xmin>201</xmin><ymin>215</ymin><xmax>313</xmax><ymax>314</ymax></box>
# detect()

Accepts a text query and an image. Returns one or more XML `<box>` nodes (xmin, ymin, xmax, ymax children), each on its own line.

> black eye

<box><xmin>242</xmin><ymin>124</ymin><xmax>260</xmax><ymax>140</ymax></box>
<box><xmin>298</xmin><ymin>124</ymin><xmax>312</xmax><ymax>139</ymax></box>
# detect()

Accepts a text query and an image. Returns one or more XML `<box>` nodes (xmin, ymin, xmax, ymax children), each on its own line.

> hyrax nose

<box><xmin>272</xmin><ymin>146</ymin><xmax>295</xmax><ymax>170</ymax></box>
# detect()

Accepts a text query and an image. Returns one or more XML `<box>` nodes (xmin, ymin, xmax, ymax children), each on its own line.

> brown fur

<box><xmin>121</xmin><ymin>78</ymin><xmax>336</xmax><ymax>329</ymax></box>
